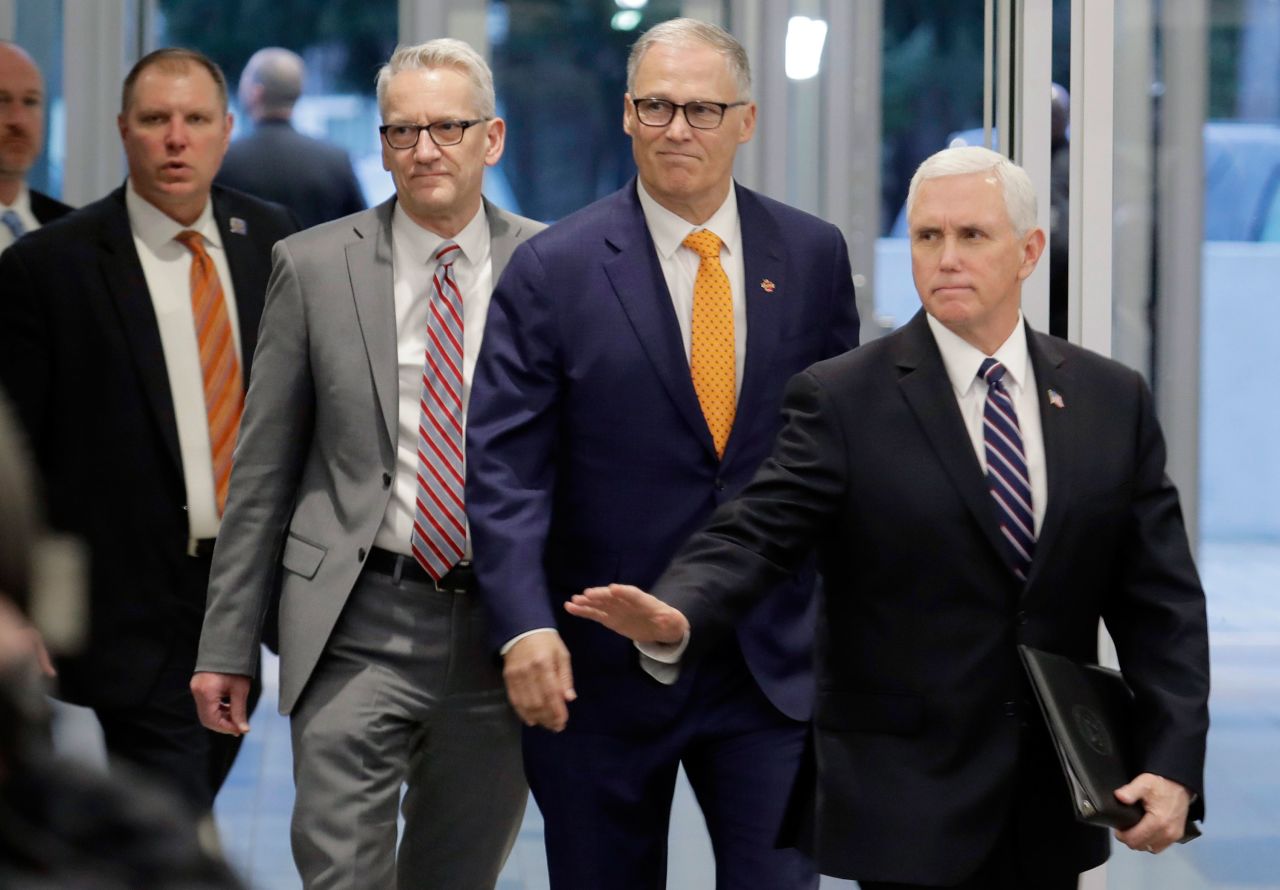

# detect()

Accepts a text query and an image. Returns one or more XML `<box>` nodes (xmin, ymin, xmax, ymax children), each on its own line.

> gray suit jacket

<box><xmin>195</xmin><ymin>197</ymin><xmax>544</xmax><ymax>713</ymax></box>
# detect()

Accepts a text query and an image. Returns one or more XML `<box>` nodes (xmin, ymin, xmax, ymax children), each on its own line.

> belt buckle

<box><xmin>435</xmin><ymin>559</ymin><xmax>472</xmax><ymax>594</ymax></box>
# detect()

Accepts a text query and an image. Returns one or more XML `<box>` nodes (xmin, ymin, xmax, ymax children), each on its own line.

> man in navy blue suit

<box><xmin>466</xmin><ymin>18</ymin><xmax>859</xmax><ymax>889</ymax></box>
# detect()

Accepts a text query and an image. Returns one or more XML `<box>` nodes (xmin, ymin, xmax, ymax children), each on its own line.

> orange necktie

<box><xmin>683</xmin><ymin>229</ymin><xmax>736</xmax><ymax>457</ymax></box>
<box><xmin>175</xmin><ymin>230</ymin><xmax>243</xmax><ymax>515</ymax></box>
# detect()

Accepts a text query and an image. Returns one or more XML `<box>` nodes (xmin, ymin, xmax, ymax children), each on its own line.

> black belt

<box><xmin>187</xmin><ymin>537</ymin><xmax>217</xmax><ymax>559</ymax></box>
<box><xmin>364</xmin><ymin>546</ymin><xmax>475</xmax><ymax>593</ymax></box>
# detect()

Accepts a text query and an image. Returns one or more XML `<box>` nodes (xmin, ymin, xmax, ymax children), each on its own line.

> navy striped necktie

<box><xmin>979</xmin><ymin>358</ymin><xmax>1035</xmax><ymax>580</ymax></box>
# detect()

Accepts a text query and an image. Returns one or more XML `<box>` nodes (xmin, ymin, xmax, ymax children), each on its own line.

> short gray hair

<box><xmin>626</xmin><ymin>18</ymin><xmax>751</xmax><ymax>101</ymax></box>
<box><xmin>375</xmin><ymin>39</ymin><xmax>496</xmax><ymax>120</ymax></box>
<box><xmin>906</xmin><ymin>146</ymin><xmax>1038</xmax><ymax>236</ymax></box>
<box><xmin>240</xmin><ymin>47</ymin><xmax>304</xmax><ymax>115</ymax></box>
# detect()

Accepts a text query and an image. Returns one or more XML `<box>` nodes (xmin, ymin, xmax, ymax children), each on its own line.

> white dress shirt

<box><xmin>636</xmin><ymin>179</ymin><xmax>748</xmax><ymax>393</ymax></box>
<box><xmin>0</xmin><ymin>183</ymin><xmax>42</xmax><ymax>251</ymax></box>
<box><xmin>926</xmin><ymin>312</ymin><xmax>1047</xmax><ymax>535</ymax></box>
<box><xmin>126</xmin><ymin>180</ymin><xmax>243</xmax><ymax>541</ymax></box>
<box><xmin>374</xmin><ymin>202</ymin><xmax>494</xmax><ymax>556</ymax></box>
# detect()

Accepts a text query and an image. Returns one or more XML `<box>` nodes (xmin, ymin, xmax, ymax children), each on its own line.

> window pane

<box><xmin>154</xmin><ymin>0</ymin><xmax>397</xmax><ymax>209</ymax></box>
<box><xmin>488</xmin><ymin>0</ymin><xmax>685</xmax><ymax>221</ymax></box>
<box><xmin>14</xmin><ymin>0</ymin><xmax>64</xmax><ymax>199</ymax></box>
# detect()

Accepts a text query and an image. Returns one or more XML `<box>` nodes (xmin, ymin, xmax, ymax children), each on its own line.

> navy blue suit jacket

<box><xmin>467</xmin><ymin>180</ymin><xmax>859</xmax><ymax>730</ymax></box>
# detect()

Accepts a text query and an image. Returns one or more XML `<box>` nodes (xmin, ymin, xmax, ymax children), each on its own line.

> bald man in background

<box><xmin>0</xmin><ymin>41</ymin><xmax>71</xmax><ymax>252</ymax></box>
<box><xmin>216</xmin><ymin>47</ymin><xmax>365</xmax><ymax>229</ymax></box>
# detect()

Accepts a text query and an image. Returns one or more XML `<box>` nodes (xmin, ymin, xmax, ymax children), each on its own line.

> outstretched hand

<box><xmin>564</xmin><ymin>584</ymin><xmax>689</xmax><ymax>645</ymax></box>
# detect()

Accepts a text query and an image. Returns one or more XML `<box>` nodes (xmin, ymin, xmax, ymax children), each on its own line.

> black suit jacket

<box><xmin>653</xmin><ymin>310</ymin><xmax>1210</xmax><ymax>884</ymax></box>
<box><xmin>216</xmin><ymin>120</ymin><xmax>365</xmax><ymax>230</ymax></box>
<box><xmin>0</xmin><ymin>185</ymin><xmax>297</xmax><ymax>708</ymax></box>
<box><xmin>29</xmin><ymin>188</ymin><xmax>73</xmax><ymax>225</ymax></box>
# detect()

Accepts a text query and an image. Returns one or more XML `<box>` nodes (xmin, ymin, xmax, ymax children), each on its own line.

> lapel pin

<box><xmin>1047</xmin><ymin>389</ymin><xmax>1065</xmax><ymax>409</ymax></box>
<box><xmin>229</xmin><ymin>217</ymin><xmax>248</xmax><ymax>236</ymax></box>
<box><xmin>760</xmin><ymin>278</ymin><xmax>776</xmax><ymax>293</ymax></box>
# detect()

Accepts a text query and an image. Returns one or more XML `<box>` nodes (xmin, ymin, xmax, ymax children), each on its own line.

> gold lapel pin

<box><xmin>760</xmin><ymin>278</ymin><xmax>776</xmax><ymax>293</ymax></box>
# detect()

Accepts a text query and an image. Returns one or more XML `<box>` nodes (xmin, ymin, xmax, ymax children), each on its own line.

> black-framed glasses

<box><xmin>631</xmin><ymin>97</ymin><xmax>748</xmax><ymax>130</ymax></box>
<box><xmin>379</xmin><ymin>118</ymin><xmax>489</xmax><ymax>149</ymax></box>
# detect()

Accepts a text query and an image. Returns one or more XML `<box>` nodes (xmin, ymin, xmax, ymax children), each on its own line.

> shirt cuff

<box><xmin>635</xmin><ymin>630</ymin><xmax>691</xmax><ymax>686</ymax></box>
<box><xmin>499</xmin><ymin>627</ymin><xmax>558</xmax><ymax>655</ymax></box>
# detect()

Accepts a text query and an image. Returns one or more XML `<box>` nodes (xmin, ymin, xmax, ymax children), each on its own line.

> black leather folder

<box><xmin>1017</xmin><ymin>644</ymin><xmax>1145</xmax><ymax>830</ymax></box>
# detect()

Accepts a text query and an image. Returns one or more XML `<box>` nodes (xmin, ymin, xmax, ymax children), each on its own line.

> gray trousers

<box><xmin>289</xmin><ymin>567</ymin><xmax>526</xmax><ymax>890</ymax></box>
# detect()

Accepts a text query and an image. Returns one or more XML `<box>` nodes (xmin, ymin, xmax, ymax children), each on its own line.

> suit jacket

<box><xmin>0</xmin><ymin>184</ymin><xmax>297</xmax><ymax>708</ymax></box>
<box><xmin>466</xmin><ymin>180</ymin><xmax>860</xmax><ymax>731</ymax></box>
<box><xmin>652</xmin><ymin>310</ymin><xmax>1211</xmax><ymax>883</ymax></box>
<box><xmin>29</xmin><ymin>188</ymin><xmax>73</xmax><ymax>225</ymax></box>
<box><xmin>216</xmin><ymin>120</ymin><xmax>365</xmax><ymax>230</ymax></box>
<box><xmin>195</xmin><ymin>197</ymin><xmax>544</xmax><ymax>714</ymax></box>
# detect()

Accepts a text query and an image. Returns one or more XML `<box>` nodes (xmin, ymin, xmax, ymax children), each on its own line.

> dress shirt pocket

<box><xmin>281</xmin><ymin>532</ymin><xmax>327</xmax><ymax>580</ymax></box>
<box><xmin>815</xmin><ymin>689</ymin><xmax>925</xmax><ymax>736</ymax></box>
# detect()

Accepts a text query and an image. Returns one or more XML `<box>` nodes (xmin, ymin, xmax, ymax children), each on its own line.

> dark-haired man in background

<box><xmin>0</xmin><ymin>47</ymin><xmax>296</xmax><ymax>811</ymax></box>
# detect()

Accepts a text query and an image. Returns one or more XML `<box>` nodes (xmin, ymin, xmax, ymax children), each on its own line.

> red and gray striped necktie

<box><xmin>411</xmin><ymin>241</ymin><xmax>466</xmax><ymax>580</ymax></box>
<box><xmin>979</xmin><ymin>358</ymin><xmax>1035</xmax><ymax>580</ymax></box>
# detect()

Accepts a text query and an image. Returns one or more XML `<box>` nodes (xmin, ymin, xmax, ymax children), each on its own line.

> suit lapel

<box><xmin>1024</xmin><ymin>328</ymin><xmax>1072</xmax><ymax>589</ymax></box>
<box><xmin>895</xmin><ymin>312</ymin><xmax>1012</xmax><ymax>565</ymax></box>
<box><xmin>347</xmin><ymin>199</ymin><xmax>399</xmax><ymax>446</ymax></box>
<box><xmin>212</xmin><ymin>191</ymin><xmax>266</xmax><ymax>382</ymax></box>
<box><xmin>602</xmin><ymin>185</ymin><xmax>716</xmax><ymax>454</ymax></box>
<box><xmin>98</xmin><ymin>189</ymin><xmax>184</xmax><ymax>475</ymax></box>
<box><xmin>726</xmin><ymin>185</ymin><xmax>786</xmax><ymax>464</ymax></box>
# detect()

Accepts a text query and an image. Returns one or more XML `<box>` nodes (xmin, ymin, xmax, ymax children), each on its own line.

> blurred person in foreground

<box><xmin>192</xmin><ymin>39</ymin><xmax>542</xmax><ymax>889</ymax></box>
<box><xmin>566</xmin><ymin>146</ymin><xmax>1209</xmax><ymax>889</ymax></box>
<box><xmin>0</xmin><ymin>47</ymin><xmax>297</xmax><ymax>812</ymax></box>
<box><xmin>0</xmin><ymin>390</ymin><xmax>243</xmax><ymax>890</ymax></box>
<box><xmin>216</xmin><ymin>46</ymin><xmax>365</xmax><ymax>229</ymax></box>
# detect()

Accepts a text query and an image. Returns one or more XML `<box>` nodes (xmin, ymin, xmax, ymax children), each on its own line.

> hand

<box><xmin>0</xmin><ymin>597</ymin><xmax>56</xmax><ymax>678</ymax></box>
<box><xmin>564</xmin><ymin>584</ymin><xmax>689</xmax><ymax>645</ymax></box>
<box><xmin>190</xmin><ymin>671</ymin><xmax>252</xmax><ymax>736</ymax></box>
<box><xmin>502</xmin><ymin>632</ymin><xmax>576</xmax><ymax>732</ymax></box>
<box><xmin>1114</xmin><ymin>773</ymin><xmax>1193</xmax><ymax>853</ymax></box>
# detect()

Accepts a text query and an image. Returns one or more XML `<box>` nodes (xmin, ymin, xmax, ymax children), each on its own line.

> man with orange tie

<box><xmin>466</xmin><ymin>18</ymin><xmax>858</xmax><ymax>889</ymax></box>
<box><xmin>0</xmin><ymin>48</ymin><xmax>296</xmax><ymax>810</ymax></box>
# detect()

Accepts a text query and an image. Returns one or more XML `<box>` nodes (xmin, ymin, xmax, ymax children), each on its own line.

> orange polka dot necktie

<box><xmin>683</xmin><ymin>229</ymin><xmax>736</xmax><ymax>457</ymax></box>
<box><xmin>175</xmin><ymin>230</ymin><xmax>243</xmax><ymax>515</ymax></box>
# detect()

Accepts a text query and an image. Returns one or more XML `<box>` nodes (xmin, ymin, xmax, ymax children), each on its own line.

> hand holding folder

<box><xmin>1018</xmin><ymin>645</ymin><xmax>1201</xmax><ymax>846</ymax></box>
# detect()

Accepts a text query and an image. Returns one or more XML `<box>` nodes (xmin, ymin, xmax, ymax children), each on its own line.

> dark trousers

<box><xmin>525</xmin><ymin>641</ymin><xmax>817</xmax><ymax>890</ymax></box>
<box><xmin>94</xmin><ymin>550</ymin><xmax>260</xmax><ymax>812</ymax></box>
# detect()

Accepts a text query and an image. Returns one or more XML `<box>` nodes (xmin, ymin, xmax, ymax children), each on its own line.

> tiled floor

<box><xmin>69</xmin><ymin>540</ymin><xmax>1280</xmax><ymax>889</ymax></box>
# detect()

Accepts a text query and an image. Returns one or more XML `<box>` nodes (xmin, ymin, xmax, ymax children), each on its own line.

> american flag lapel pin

<box><xmin>760</xmin><ymin>278</ymin><xmax>776</xmax><ymax>293</ymax></box>
<box><xmin>229</xmin><ymin>217</ymin><xmax>248</xmax><ymax>236</ymax></box>
<box><xmin>1047</xmin><ymin>389</ymin><xmax>1065</xmax><ymax>409</ymax></box>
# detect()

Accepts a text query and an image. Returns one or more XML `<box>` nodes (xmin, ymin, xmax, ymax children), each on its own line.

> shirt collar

<box><xmin>125</xmin><ymin>178</ymin><xmax>223</xmax><ymax>253</ymax></box>
<box><xmin>926</xmin><ymin>311</ymin><xmax>1030</xmax><ymax>397</ymax></box>
<box><xmin>636</xmin><ymin>178</ymin><xmax>739</xmax><ymax>260</ymax></box>
<box><xmin>391</xmin><ymin>199</ymin><xmax>490</xmax><ymax>268</ymax></box>
<box><xmin>1</xmin><ymin>182</ymin><xmax>31</xmax><ymax>215</ymax></box>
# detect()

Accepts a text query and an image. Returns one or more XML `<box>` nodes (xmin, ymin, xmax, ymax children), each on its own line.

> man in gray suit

<box><xmin>190</xmin><ymin>39</ymin><xmax>543</xmax><ymax>890</ymax></box>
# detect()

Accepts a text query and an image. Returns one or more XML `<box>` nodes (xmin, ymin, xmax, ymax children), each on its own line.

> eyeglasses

<box><xmin>379</xmin><ymin>118</ymin><xmax>489</xmax><ymax>149</ymax></box>
<box><xmin>631</xmin><ymin>97</ymin><xmax>748</xmax><ymax>130</ymax></box>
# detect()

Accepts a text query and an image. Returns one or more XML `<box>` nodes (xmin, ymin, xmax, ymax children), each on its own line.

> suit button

<box><xmin>382</xmin><ymin>472</ymin><xmax>392</xmax><ymax>488</ymax></box>
<box><xmin>1016</xmin><ymin>610</ymin><xmax>1028</xmax><ymax>625</ymax></box>
<box><xmin>1003</xmin><ymin>701</ymin><xmax>1019</xmax><ymax>717</ymax></box>
<box><xmin>358</xmin><ymin>547</ymin><xmax>367</xmax><ymax>562</ymax></box>
<box><xmin>715</xmin><ymin>478</ymin><xmax>726</xmax><ymax>491</ymax></box>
